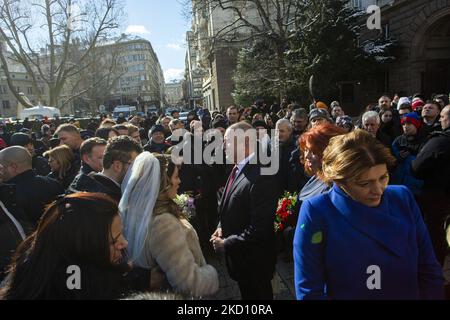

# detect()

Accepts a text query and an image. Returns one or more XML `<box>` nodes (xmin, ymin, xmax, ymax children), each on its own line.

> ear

<box><xmin>112</xmin><ymin>160</ymin><xmax>123</xmax><ymax>173</ymax></box>
<box><xmin>81</xmin><ymin>154</ymin><xmax>90</xmax><ymax>164</ymax></box>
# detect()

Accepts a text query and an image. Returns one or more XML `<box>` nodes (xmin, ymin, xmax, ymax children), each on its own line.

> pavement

<box><xmin>206</xmin><ymin>252</ymin><xmax>296</xmax><ymax>300</ymax></box>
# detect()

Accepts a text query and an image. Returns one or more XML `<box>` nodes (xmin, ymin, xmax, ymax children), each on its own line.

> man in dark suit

<box><xmin>69</xmin><ymin>136</ymin><xmax>143</xmax><ymax>202</ymax></box>
<box><xmin>211</xmin><ymin>122</ymin><xmax>281</xmax><ymax>300</ymax></box>
<box><xmin>0</xmin><ymin>146</ymin><xmax>63</xmax><ymax>228</ymax></box>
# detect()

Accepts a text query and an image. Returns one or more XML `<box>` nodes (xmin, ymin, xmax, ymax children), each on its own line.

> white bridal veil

<box><xmin>119</xmin><ymin>152</ymin><xmax>161</xmax><ymax>268</ymax></box>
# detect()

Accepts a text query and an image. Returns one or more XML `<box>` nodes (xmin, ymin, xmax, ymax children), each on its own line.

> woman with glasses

<box><xmin>0</xmin><ymin>193</ymin><xmax>130</xmax><ymax>300</ymax></box>
<box><xmin>294</xmin><ymin>130</ymin><xmax>444</xmax><ymax>300</ymax></box>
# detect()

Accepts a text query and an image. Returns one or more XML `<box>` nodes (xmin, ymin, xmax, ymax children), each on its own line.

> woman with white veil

<box><xmin>119</xmin><ymin>152</ymin><xmax>218</xmax><ymax>298</ymax></box>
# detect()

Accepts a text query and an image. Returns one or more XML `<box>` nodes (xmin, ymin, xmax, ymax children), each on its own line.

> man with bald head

<box><xmin>0</xmin><ymin>146</ymin><xmax>63</xmax><ymax>227</ymax></box>
<box><xmin>211</xmin><ymin>121</ymin><xmax>281</xmax><ymax>300</ymax></box>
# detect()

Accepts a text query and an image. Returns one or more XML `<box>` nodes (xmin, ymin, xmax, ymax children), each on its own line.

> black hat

<box><xmin>150</xmin><ymin>124</ymin><xmax>165</xmax><ymax>136</ymax></box>
<box><xmin>10</xmin><ymin>133</ymin><xmax>32</xmax><ymax>147</ymax></box>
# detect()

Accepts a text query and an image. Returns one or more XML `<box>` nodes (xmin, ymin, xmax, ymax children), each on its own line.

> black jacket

<box><xmin>7</xmin><ymin>170</ymin><xmax>64</xmax><ymax>227</ymax></box>
<box><xmin>219</xmin><ymin>164</ymin><xmax>281</xmax><ymax>282</ymax></box>
<box><xmin>412</xmin><ymin>128</ymin><xmax>450</xmax><ymax>194</ymax></box>
<box><xmin>278</xmin><ymin>136</ymin><xmax>298</xmax><ymax>192</ymax></box>
<box><xmin>48</xmin><ymin>163</ymin><xmax>79</xmax><ymax>191</ymax></box>
<box><xmin>422</xmin><ymin>118</ymin><xmax>442</xmax><ymax>138</ymax></box>
<box><xmin>143</xmin><ymin>141</ymin><xmax>170</xmax><ymax>154</ymax></box>
<box><xmin>89</xmin><ymin>174</ymin><xmax>122</xmax><ymax>202</ymax></box>
<box><xmin>0</xmin><ymin>184</ymin><xmax>31</xmax><ymax>282</ymax></box>
<box><xmin>32</xmin><ymin>155</ymin><xmax>51</xmax><ymax>177</ymax></box>
<box><xmin>68</xmin><ymin>163</ymin><xmax>96</xmax><ymax>193</ymax></box>
<box><xmin>286</xmin><ymin>148</ymin><xmax>309</xmax><ymax>194</ymax></box>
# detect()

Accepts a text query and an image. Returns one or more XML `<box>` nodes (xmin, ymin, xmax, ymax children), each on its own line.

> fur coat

<box><xmin>143</xmin><ymin>212</ymin><xmax>219</xmax><ymax>298</ymax></box>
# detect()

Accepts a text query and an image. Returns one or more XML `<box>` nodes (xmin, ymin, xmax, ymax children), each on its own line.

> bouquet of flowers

<box><xmin>174</xmin><ymin>193</ymin><xmax>196</xmax><ymax>220</ymax></box>
<box><xmin>275</xmin><ymin>192</ymin><xmax>298</xmax><ymax>232</ymax></box>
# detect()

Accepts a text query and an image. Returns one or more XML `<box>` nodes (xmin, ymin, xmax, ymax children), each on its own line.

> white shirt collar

<box><xmin>236</xmin><ymin>153</ymin><xmax>255</xmax><ymax>176</ymax></box>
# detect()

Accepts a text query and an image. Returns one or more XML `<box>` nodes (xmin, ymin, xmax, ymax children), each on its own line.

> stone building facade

<box><xmin>349</xmin><ymin>0</ymin><xmax>450</xmax><ymax>113</ymax></box>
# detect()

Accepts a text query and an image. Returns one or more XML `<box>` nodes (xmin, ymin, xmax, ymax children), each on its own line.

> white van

<box><xmin>20</xmin><ymin>106</ymin><xmax>61</xmax><ymax>120</ymax></box>
<box><xmin>113</xmin><ymin>105</ymin><xmax>137</xmax><ymax>120</ymax></box>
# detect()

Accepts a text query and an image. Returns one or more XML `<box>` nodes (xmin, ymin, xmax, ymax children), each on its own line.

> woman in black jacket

<box><xmin>44</xmin><ymin>145</ymin><xmax>78</xmax><ymax>190</ymax></box>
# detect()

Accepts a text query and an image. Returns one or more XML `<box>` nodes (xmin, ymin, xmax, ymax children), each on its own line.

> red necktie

<box><xmin>225</xmin><ymin>166</ymin><xmax>239</xmax><ymax>197</ymax></box>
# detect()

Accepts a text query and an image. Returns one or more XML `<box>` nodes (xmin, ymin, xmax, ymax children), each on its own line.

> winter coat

<box><xmin>392</xmin><ymin>134</ymin><xmax>425</xmax><ymax>195</ymax></box>
<box><xmin>7</xmin><ymin>170</ymin><xmax>63</xmax><ymax>227</ymax></box>
<box><xmin>0</xmin><ymin>184</ymin><xmax>30</xmax><ymax>282</ymax></box>
<box><xmin>144</xmin><ymin>212</ymin><xmax>219</xmax><ymax>298</ymax></box>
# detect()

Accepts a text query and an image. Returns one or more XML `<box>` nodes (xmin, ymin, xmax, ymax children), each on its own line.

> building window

<box><xmin>352</xmin><ymin>0</ymin><xmax>362</xmax><ymax>10</ymax></box>
<box><xmin>27</xmin><ymin>87</ymin><xmax>33</xmax><ymax>94</ymax></box>
<box><xmin>2</xmin><ymin>100</ymin><xmax>10</xmax><ymax>109</ymax></box>
<box><xmin>383</xmin><ymin>23</ymin><xmax>390</xmax><ymax>40</ymax></box>
<box><xmin>0</xmin><ymin>85</ymin><xmax>7</xmax><ymax>94</ymax></box>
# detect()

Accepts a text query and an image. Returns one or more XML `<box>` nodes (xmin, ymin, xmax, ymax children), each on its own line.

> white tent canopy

<box><xmin>19</xmin><ymin>106</ymin><xmax>61</xmax><ymax>120</ymax></box>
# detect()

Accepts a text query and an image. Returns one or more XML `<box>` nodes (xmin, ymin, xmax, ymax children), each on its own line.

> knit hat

<box><xmin>331</xmin><ymin>101</ymin><xmax>340</xmax><ymax>108</ymax></box>
<box><xmin>401</xmin><ymin>112</ymin><xmax>422</xmax><ymax>130</ymax></box>
<box><xmin>411</xmin><ymin>99</ymin><xmax>425</xmax><ymax>111</ymax></box>
<box><xmin>315</xmin><ymin>101</ymin><xmax>329</xmax><ymax>111</ymax></box>
<box><xmin>397</xmin><ymin>97</ymin><xmax>411</xmax><ymax>110</ymax></box>
<box><xmin>309</xmin><ymin>108</ymin><xmax>331</xmax><ymax>122</ymax></box>
<box><xmin>10</xmin><ymin>133</ymin><xmax>32</xmax><ymax>147</ymax></box>
<box><xmin>150</xmin><ymin>124</ymin><xmax>165</xmax><ymax>137</ymax></box>
<box><xmin>336</xmin><ymin>116</ymin><xmax>353</xmax><ymax>130</ymax></box>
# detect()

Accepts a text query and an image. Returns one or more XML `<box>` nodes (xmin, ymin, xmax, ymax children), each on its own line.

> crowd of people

<box><xmin>0</xmin><ymin>91</ymin><xmax>448</xmax><ymax>300</ymax></box>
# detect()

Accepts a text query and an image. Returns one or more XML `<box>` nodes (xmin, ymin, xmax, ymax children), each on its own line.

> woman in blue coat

<box><xmin>294</xmin><ymin>130</ymin><xmax>444</xmax><ymax>300</ymax></box>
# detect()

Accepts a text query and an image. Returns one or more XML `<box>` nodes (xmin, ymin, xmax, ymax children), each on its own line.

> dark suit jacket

<box><xmin>219</xmin><ymin>163</ymin><xmax>281</xmax><ymax>282</ymax></box>
<box><xmin>7</xmin><ymin>170</ymin><xmax>63</xmax><ymax>227</ymax></box>
<box><xmin>90</xmin><ymin>174</ymin><xmax>122</xmax><ymax>202</ymax></box>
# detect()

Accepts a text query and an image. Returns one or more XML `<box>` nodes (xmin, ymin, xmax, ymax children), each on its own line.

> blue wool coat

<box><xmin>294</xmin><ymin>184</ymin><xmax>444</xmax><ymax>300</ymax></box>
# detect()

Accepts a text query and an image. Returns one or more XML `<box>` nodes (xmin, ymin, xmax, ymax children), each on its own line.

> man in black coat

<box><xmin>211</xmin><ymin>122</ymin><xmax>281</xmax><ymax>300</ymax></box>
<box><xmin>69</xmin><ymin>137</ymin><xmax>107</xmax><ymax>193</ymax></box>
<box><xmin>412</xmin><ymin>105</ymin><xmax>450</xmax><ymax>265</ymax></box>
<box><xmin>71</xmin><ymin>136</ymin><xmax>143</xmax><ymax>202</ymax></box>
<box><xmin>0</xmin><ymin>146</ymin><xmax>63</xmax><ymax>228</ymax></box>
<box><xmin>9</xmin><ymin>133</ymin><xmax>51</xmax><ymax>177</ymax></box>
<box><xmin>0</xmin><ymin>183</ymin><xmax>30</xmax><ymax>282</ymax></box>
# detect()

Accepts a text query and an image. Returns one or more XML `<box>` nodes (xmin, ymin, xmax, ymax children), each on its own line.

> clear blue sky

<box><xmin>124</xmin><ymin>0</ymin><xmax>190</xmax><ymax>83</ymax></box>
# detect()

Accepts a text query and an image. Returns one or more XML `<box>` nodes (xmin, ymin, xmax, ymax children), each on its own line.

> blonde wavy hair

<box><xmin>44</xmin><ymin>145</ymin><xmax>75</xmax><ymax>180</ymax></box>
<box><xmin>320</xmin><ymin>129</ymin><xmax>396</xmax><ymax>185</ymax></box>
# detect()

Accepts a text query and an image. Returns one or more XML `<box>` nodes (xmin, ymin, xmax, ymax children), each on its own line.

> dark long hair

<box><xmin>0</xmin><ymin>193</ymin><xmax>126</xmax><ymax>300</ymax></box>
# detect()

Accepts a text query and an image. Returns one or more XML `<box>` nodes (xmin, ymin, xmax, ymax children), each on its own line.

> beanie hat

<box><xmin>397</xmin><ymin>97</ymin><xmax>411</xmax><ymax>110</ymax></box>
<box><xmin>336</xmin><ymin>116</ymin><xmax>353</xmax><ymax>130</ymax></box>
<box><xmin>330</xmin><ymin>101</ymin><xmax>340</xmax><ymax>108</ymax></box>
<box><xmin>411</xmin><ymin>100</ymin><xmax>425</xmax><ymax>111</ymax></box>
<box><xmin>149</xmin><ymin>124</ymin><xmax>165</xmax><ymax>137</ymax></box>
<box><xmin>401</xmin><ymin>112</ymin><xmax>422</xmax><ymax>130</ymax></box>
<box><xmin>41</xmin><ymin>124</ymin><xmax>50</xmax><ymax>135</ymax></box>
<box><xmin>309</xmin><ymin>108</ymin><xmax>331</xmax><ymax>122</ymax></box>
<box><xmin>315</xmin><ymin>101</ymin><xmax>329</xmax><ymax>111</ymax></box>
<box><xmin>10</xmin><ymin>133</ymin><xmax>32</xmax><ymax>147</ymax></box>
